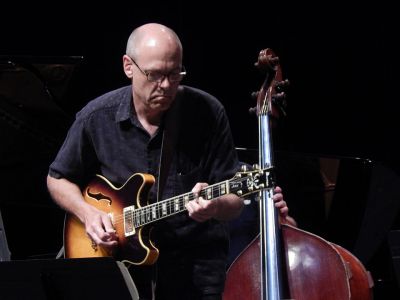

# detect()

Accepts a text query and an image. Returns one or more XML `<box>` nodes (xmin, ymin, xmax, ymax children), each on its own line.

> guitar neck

<box><xmin>127</xmin><ymin>180</ymin><xmax>229</xmax><ymax>229</ymax></box>
<box><xmin>122</xmin><ymin>167</ymin><xmax>271</xmax><ymax>236</ymax></box>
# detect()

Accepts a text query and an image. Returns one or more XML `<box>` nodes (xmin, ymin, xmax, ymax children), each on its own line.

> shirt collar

<box><xmin>115</xmin><ymin>85</ymin><xmax>133</xmax><ymax>123</ymax></box>
<box><xmin>114</xmin><ymin>85</ymin><xmax>159</xmax><ymax>132</ymax></box>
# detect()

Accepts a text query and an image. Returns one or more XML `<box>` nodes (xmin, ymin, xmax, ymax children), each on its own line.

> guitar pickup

<box><xmin>123</xmin><ymin>206</ymin><xmax>136</xmax><ymax>237</ymax></box>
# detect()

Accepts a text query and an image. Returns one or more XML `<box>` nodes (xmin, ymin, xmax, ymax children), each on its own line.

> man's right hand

<box><xmin>83</xmin><ymin>205</ymin><xmax>119</xmax><ymax>248</ymax></box>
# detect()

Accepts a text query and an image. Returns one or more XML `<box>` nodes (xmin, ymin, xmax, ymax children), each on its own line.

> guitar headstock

<box><xmin>229</xmin><ymin>165</ymin><xmax>273</xmax><ymax>198</ymax></box>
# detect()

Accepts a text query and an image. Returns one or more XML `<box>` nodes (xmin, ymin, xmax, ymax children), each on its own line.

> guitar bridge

<box><xmin>123</xmin><ymin>206</ymin><xmax>136</xmax><ymax>236</ymax></box>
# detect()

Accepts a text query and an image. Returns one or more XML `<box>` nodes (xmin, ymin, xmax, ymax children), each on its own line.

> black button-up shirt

<box><xmin>49</xmin><ymin>84</ymin><xmax>240</xmax><ymax>294</ymax></box>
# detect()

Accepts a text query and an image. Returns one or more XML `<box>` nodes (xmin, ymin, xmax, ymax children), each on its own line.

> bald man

<box><xmin>47</xmin><ymin>23</ymin><xmax>290</xmax><ymax>300</ymax></box>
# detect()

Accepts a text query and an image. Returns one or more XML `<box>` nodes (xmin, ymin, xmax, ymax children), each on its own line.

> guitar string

<box><xmin>111</xmin><ymin>177</ymin><xmax>268</xmax><ymax>229</ymax></box>
<box><xmin>110</xmin><ymin>183</ymin><xmax>228</xmax><ymax>226</ymax></box>
<box><xmin>108</xmin><ymin>176</ymin><xmax>256</xmax><ymax>227</ymax></box>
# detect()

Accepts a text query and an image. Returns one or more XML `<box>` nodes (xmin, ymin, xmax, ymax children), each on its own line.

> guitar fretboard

<box><xmin>123</xmin><ymin>180</ymin><xmax>229</xmax><ymax>232</ymax></box>
<box><xmin>122</xmin><ymin>168</ymin><xmax>269</xmax><ymax>237</ymax></box>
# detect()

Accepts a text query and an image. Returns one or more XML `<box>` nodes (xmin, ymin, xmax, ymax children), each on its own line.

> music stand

<box><xmin>0</xmin><ymin>257</ymin><xmax>139</xmax><ymax>300</ymax></box>
<box><xmin>0</xmin><ymin>209</ymin><xmax>11</xmax><ymax>261</ymax></box>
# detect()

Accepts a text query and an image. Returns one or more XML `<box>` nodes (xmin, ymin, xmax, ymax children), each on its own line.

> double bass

<box><xmin>223</xmin><ymin>49</ymin><xmax>374</xmax><ymax>300</ymax></box>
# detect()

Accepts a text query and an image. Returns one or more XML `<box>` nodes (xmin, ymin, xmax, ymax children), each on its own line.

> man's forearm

<box><xmin>46</xmin><ymin>175</ymin><xmax>88</xmax><ymax>222</ymax></box>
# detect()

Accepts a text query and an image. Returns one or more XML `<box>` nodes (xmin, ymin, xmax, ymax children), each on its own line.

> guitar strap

<box><xmin>157</xmin><ymin>86</ymin><xmax>183</xmax><ymax>202</ymax></box>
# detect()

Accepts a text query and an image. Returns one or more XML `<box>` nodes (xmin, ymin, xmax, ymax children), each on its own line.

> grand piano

<box><xmin>0</xmin><ymin>56</ymin><xmax>399</xmax><ymax>299</ymax></box>
<box><xmin>0</xmin><ymin>55</ymin><xmax>83</xmax><ymax>259</ymax></box>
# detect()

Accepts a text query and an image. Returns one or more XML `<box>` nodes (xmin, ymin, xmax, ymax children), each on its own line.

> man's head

<box><xmin>123</xmin><ymin>23</ymin><xmax>184</xmax><ymax>115</ymax></box>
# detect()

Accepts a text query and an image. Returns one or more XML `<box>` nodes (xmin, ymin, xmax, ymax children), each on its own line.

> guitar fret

<box><xmin>140</xmin><ymin>210</ymin><xmax>145</xmax><ymax>224</ymax></box>
<box><xmin>158</xmin><ymin>203</ymin><xmax>162</xmax><ymax>218</ymax></box>
<box><xmin>134</xmin><ymin>211</ymin><xmax>138</xmax><ymax>227</ymax></box>
<box><xmin>206</xmin><ymin>187</ymin><xmax>212</xmax><ymax>199</ymax></box>
<box><xmin>146</xmin><ymin>207</ymin><xmax>150</xmax><ymax>222</ymax></box>
<box><xmin>220</xmin><ymin>183</ymin><xmax>226</xmax><ymax>195</ymax></box>
<box><xmin>136</xmin><ymin>169</ymin><xmax>268</xmax><ymax>228</ymax></box>
<box><xmin>168</xmin><ymin>202</ymin><xmax>172</xmax><ymax>214</ymax></box>
<box><xmin>162</xmin><ymin>203</ymin><xmax>167</xmax><ymax>216</ymax></box>
<box><xmin>157</xmin><ymin>203</ymin><xmax>162</xmax><ymax>218</ymax></box>
<box><xmin>184</xmin><ymin>195</ymin><xmax>189</xmax><ymax>205</ymax></box>
<box><xmin>213</xmin><ymin>185</ymin><xmax>220</xmax><ymax>198</ymax></box>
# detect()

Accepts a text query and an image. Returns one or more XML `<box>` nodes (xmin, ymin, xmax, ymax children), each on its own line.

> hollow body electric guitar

<box><xmin>64</xmin><ymin>167</ymin><xmax>272</xmax><ymax>266</ymax></box>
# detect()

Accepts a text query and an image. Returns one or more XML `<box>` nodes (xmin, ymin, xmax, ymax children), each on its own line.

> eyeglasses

<box><xmin>129</xmin><ymin>56</ymin><xmax>186</xmax><ymax>83</ymax></box>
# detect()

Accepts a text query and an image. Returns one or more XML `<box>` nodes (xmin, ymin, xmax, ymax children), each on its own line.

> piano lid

<box><xmin>0</xmin><ymin>55</ymin><xmax>83</xmax><ymax>160</ymax></box>
<box><xmin>0</xmin><ymin>55</ymin><xmax>83</xmax><ymax>113</ymax></box>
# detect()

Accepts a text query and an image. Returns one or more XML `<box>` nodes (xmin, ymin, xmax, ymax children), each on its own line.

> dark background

<box><xmin>0</xmin><ymin>1</ymin><xmax>399</xmax><ymax>298</ymax></box>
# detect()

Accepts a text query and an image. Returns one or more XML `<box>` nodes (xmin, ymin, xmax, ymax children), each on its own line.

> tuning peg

<box><xmin>248</xmin><ymin>107</ymin><xmax>257</xmax><ymax>115</ymax></box>
<box><xmin>241</xmin><ymin>164</ymin><xmax>248</xmax><ymax>172</ymax></box>
<box><xmin>272</xmin><ymin>92</ymin><xmax>287</xmax><ymax>108</ymax></box>
<box><xmin>269</xmin><ymin>56</ymin><xmax>280</xmax><ymax>67</ymax></box>
<box><xmin>252</xmin><ymin>164</ymin><xmax>259</xmax><ymax>170</ymax></box>
<box><xmin>272</xmin><ymin>92</ymin><xmax>287</xmax><ymax>117</ymax></box>
<box><xmin>251</xmin><ymin>91</ymin><xmax>259</xmax><ymax>99</ymax></box>
<box><xmin>275</xmin><ymin>79</ymin><xmax>290</xmax><ymax>91</ymax></box>
<box><xmin>272</xmin><ymin>92</ymin><xmax>285</xmax><ymax>103</ymax></box>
